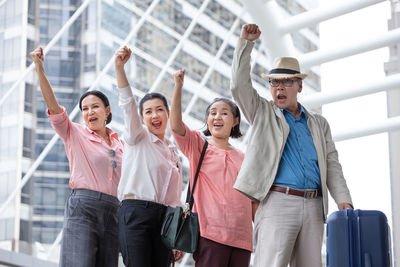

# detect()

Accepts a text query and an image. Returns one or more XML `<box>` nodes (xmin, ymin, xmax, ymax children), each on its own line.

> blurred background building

<box><xmin>0</xmin><ymin>0</ymin><xmax>397</xmax><ymax>266</ymax></box>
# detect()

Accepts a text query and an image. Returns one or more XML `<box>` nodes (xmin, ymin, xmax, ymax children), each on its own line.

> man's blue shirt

<box><xmin>274</xmin><ymin>104</ymin><xmax>321</xmax><ymax>189</ymax></box>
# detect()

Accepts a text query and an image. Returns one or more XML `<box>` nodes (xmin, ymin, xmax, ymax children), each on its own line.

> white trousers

<box><xmin>253</xmin><ymin>191</ymin><xmax>324</xmax><ymax>267</ymax></box>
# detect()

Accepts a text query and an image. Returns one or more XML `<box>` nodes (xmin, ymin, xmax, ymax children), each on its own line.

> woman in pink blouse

<box><xmin>30</xmin><ymin>48</ymin><xmax>123</xmax><ymax>267</ymax></box>
<box><xmin>170</xmin><ymin>69</ymin><xmax>255</xmax><ymax>267</ymax></box>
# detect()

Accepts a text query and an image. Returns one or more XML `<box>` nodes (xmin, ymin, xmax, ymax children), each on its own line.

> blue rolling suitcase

<box><xmin>326</xmin><ymin>209</ymin><xmax>391</xmax><ymax>267</ymax></box>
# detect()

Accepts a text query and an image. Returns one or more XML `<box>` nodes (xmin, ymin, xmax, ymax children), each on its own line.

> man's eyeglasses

<box><xmin>269</xmin><ymin>79</ymin><xmax>300</xmax><ymax>87</ymax></box>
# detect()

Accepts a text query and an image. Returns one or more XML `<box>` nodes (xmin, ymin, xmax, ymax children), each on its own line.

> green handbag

<box><xmin>160</xmin><ymin>140</ymin><xmax>208</xmax><ymax>253</ymax></box>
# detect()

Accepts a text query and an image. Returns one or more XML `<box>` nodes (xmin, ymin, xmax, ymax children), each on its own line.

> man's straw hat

<box><xmin>261</xmin><ymin>57</ymin><xmax>307</xmax><ymax>80</ymax></box>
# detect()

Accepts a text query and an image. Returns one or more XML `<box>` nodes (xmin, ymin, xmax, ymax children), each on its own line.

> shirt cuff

<box><xmin>239</xmin><ymin>38</ymin><xmax>254</xmax><ymax>49</ymax></box>
<box><xmin>117</xmin><ymin>86</ymin><xmax>133</xmax><ymax>99</ymax></box>
<box><xmin>47</xmin><ymin>106</ymin><xmax>67</xmax><ymax>124</ymax></box>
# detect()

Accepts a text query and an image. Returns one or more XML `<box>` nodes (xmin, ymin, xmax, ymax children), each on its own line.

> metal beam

<box><xmin>299</xmin><ymin>28</ymin><xmax>400</xmax><ymax>69</ymax></box>
<box><xmin>301</xmin><ymin>73</ymin><xmax>400</xmax><ymax>108</ymax></box>
<box><xmin>0</xmin><ymin>0</ymin><xmax>7</xmax><ymax>9</ymax></box>
<box><xmin>44</xmin><ymin>230</ymin><xmax>63</xmax><ymax>260</ymax></box>
<box><xmin>0</xmin><ymin>248</ymin><xmax>57</xmax><ymax>267</ymax></box>
<box><xmin>333</xmin><ymin>116</ymin><xmax>400</xmax><ymax>142</ymax></box>
<box><xmin>280</xmin><ymin>0</ymin><xmax>386</xmax><ymax>33</ymax></box>
<box><xmin>149</xmin><ymin>0</ymin><xmax>211</xmax><ymax>93</ymax></box>
<box><xmin>0</xmin><ymin>0</ymin><xmax>92</xmax><ymax>108</ymax></box>
<box><xmin>239</xmin><ymin>0</ymin><xmax>295</xmax><ymax>60</ymax></box>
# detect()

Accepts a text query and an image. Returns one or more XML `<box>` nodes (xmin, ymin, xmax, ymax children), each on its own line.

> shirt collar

<box><xmin>149</xmin><ymin>131</ymin><xmax>176</xmax><ymax>149</ymax></box>
<box><xmin>281</xmin><ymin>103</ymin><xmax>306</xmax><ymax>119</ymax></box>
<box><xmin>85</xmin><ymin>127</ymin><xmax>120</xmax><ymax>141</ymax></box>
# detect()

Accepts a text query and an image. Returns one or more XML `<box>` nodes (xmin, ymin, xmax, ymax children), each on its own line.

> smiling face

<box><xmin>81</xmin><ymin>94</ymin><xmax>110</xmax><ymax>133</ymax></box>
<box><xmin>206</xmin><ymin>101</ymin><xmax>238</xmax><ymax>139</ymax></box>
<box><xmin>270</xmin><ymin>78</ymin><xmax>302</xmax><ymax>113</ymax></box>
<box><xmin>141</xmin><ymin>98</ymin><xmax>169</xmax><ymax>141</ymax></box>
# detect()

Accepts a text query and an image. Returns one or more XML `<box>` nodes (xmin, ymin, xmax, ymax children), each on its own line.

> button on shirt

<box><xmin>117</xmin><ymin>86</ymin><xmax>182</xmax><ymax>207</ymax></box>
<box><xmin>274</xmin><ymin>104</ymin><xmax>321</xmax><ymax>189</ymax></box>
<box><xmin>172</xmin><ymin>123</ymin><xmax>253</xmax><ymax>252</ymax></box>
<box><xmin>48</xmin><ymin>107</ymin><xmax>123</xmax><ymax>197</ymax></box>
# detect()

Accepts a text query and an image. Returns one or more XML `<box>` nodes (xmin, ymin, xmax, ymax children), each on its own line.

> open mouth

<box><xmin>213</xmin><ymin>123</ymin><xmax>223</xmax><ymax>129</ymax></box>
<box><xmin>152</xmin><ymin>121</ymin><xmax>162</xmax><ymax>129</ymax></box>
<box><xmin>89</xmin><ymin>117</ymin><xmax>98</xmax><ymax>123</ymax></box>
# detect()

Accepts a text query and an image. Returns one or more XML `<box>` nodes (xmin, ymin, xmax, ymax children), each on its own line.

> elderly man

<box><xmin>230</xmin><ymin>24</ymin><xmax>353</xmax><ymax>267</ymax></box>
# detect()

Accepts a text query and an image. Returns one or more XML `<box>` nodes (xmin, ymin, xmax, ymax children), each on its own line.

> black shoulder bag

<box><xmin>160</xmin><ymin>140</ymin><xmax>208</xmax><ymax>253</ymax></box>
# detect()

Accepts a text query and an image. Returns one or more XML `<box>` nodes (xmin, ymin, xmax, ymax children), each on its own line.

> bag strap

<box><xmin>185</xmin><ymin>140</ymin><xmax>208</xmax><ymax>211</ymax></box>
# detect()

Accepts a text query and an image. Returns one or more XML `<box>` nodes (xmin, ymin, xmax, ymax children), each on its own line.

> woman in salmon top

<box><xmin>170</xmin><ymin>69</ymin><xmax>256</xmax><ymax>267</ymax></box>
<box><xmin>30</xmin><ymin>47</ymin><xmax>123</xmax><ymax>267</ymax></box>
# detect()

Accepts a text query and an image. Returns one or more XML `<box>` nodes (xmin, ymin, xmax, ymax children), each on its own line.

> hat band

<box><xmin>269</xmin><ymin>68</ymin><xmax>300</xmax><ymax>75</ymax></box>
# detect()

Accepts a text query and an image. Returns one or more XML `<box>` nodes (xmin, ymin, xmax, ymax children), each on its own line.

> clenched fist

<box><xmin>240</xmin><ymin>24</ymin><xmax>261</xmax><ymax>41</ymax></box>
<box><xmin>115</xmin><ymin>45</ymin><xmax>132</xmax><ymax>68</ymax></box>
<box><xmin>173</xmin><ymin>69</ymin><xmax>185</xmax><ymax>90</ymax></box>
<box><xmin>30</xmin><ymin>47</ymin><xmax>44</xmax><ymax>66</ymax></box>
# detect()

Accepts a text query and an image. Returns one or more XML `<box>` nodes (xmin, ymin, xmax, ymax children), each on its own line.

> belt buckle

<box><xmin>304</xmin><ymin>190</ymin><xmax>316</xmax><ymax>199</ymax></box>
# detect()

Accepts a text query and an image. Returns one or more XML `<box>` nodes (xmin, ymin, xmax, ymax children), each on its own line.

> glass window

<box><xmin>101</xmin><ymin>1</ymin><xmax>133</xmax><ymax>39</ymax></box>
<box><xmin>23</xmin><ymin>127</ymin><xmax>33</xmax><ymax>158</ymax></box>
<box><xmin>28</xmin><ymin>0</ymin><xmax>37</xmax><ymax>25</ymax></box>
<box><xmin>206</xmin><ymin>0</ymin><xmax>236</xmax><ymax>29</ymax></box>
<box><xmin>152</xmin><ymin>0</ymin><xmax>191</xmax><ymax>34</ymax></box>
<box><xmin>136</xmin><ymin>22</ymin><xmax>178</xmax><ymax>63</ymax></box>
<box><xmin>19</xmin><ymin>220</ymin><xmax>31</xmax><ymax>242</ymax></box>
<box><xmin>291</xmin><ymin>32</ymin><xmax>318</xmax><ymax>53</ymax></box>
<box><xmin>3</xmin><ymin>37</ymin><xmax>21</xmax><ymax>70</ymax></box>
<box><xmin>206</xmin><ymin>71</ymin><xmax>230</xmax><ymax>98</ymax></box>
<box><xmin>189</xmin><ymin>24</ymin><xmax>223</xmax><ymax>55</ymax></box>
<box><xmin>189</xmin><ymin>97</ymin><xmax>209</xmax><ymax>122</ymax></box>
<box><xmin>173</xmin><ymin>51</ymin><xmax>208</xmax><ymax>83</ymax></box>
<box><xmin>134</xmin><ymin>56</ymin><xmax>161</xmax><ymax>93</ymax></box>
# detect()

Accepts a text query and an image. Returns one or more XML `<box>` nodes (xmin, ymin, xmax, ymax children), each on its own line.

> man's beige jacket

<box><xmin>231</xmin><ymin>38</ymin><xmax>352</xmax><ymax>220</ymax></box>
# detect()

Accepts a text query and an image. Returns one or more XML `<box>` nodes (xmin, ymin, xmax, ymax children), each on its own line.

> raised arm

<box><xmin>230</xmin><ymin>24</ymin><xmax>262</xmax><ymax>124</ymax></box>
<box><xmin>30</xmin><ymin>47</ymin><xmax>62</xmax><ymax>114</ymax></box>
<box><xmin>115</xmin><ymin>46</ymin><xmax>131</xmax><ymax>88</ymax></box>
<box><xmin>115</xmin><ymin>46</ymin><xmax>146</xmax><ymax>145</ymax></box>
<box><xmin>170</xmin><ymin>69</ymin><xmax>186</xmax><ymax>136</ymax></box>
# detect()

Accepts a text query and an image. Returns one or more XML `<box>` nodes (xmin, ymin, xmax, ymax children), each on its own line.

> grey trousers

<box><xmin>253</xmin><ymin>191</ymin><xmax>324</xmax><ymax>267</ymax></box>
<box><xmin>59</xmin><ymin>189</ymin><xmax>119</xmax><ymax>267</ymax></box>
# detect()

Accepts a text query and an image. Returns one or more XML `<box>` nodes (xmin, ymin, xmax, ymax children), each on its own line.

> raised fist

<box><xmin>240</xmin><ymin>24</ymin><xmax>261</xmax><ymax>41</ymax></box>
<box><xmin>115</xmin><ymin>46</ymin><xmax>132</xmax><ymax>67</ymax></box>
<box><xmin>30</xmin><ymin>47</ymin><xmax>44</xmax><ymax>65</ymax></box>
<box><xmin>173</xmin><ymin>69</ymin><xmax>185</xmax><ymax>90</ymax></box>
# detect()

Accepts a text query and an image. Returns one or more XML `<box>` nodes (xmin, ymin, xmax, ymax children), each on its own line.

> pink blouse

<box><xmin>48</xmin><ymin>107</ymin><xmax>123</xmax><ymax>197</ymax></box>
<box><xmin>172</xmin><ymin>123</ymin><xmax>253</xmax><ymax>251</ymax></box>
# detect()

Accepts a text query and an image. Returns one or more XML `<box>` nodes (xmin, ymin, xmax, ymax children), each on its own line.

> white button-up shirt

<box><xmin>117</xmin><ymin>86</ymin><xmax>182</xmax><ymax>207</ymax></box>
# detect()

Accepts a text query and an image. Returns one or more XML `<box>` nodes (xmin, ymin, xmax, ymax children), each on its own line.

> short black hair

<box><xmin>139</xmin><ymin>92</ymin><xmax>169</xmax><ymax>117</ymax></box>
<box><xmin>203</xmin><ymin>98</ymin><xmax>242</xmax><ymax>138</ymax></box>
<box><xmin>79</xmin><ymin>90</ymin><xmax>112</xmax><ymax>124</ymax></box>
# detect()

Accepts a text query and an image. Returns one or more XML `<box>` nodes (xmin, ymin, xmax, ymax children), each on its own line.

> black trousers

<box><xmin>118</xmin><ymin>199</ymin><xmax>172</xmax><ymax>267</ymax></box>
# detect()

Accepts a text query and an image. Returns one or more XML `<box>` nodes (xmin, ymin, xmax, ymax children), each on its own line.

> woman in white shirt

<box><xmin>115</xmin><ymin>46</ymin><xmax>183</xmax><ymax>267</ymax></box>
